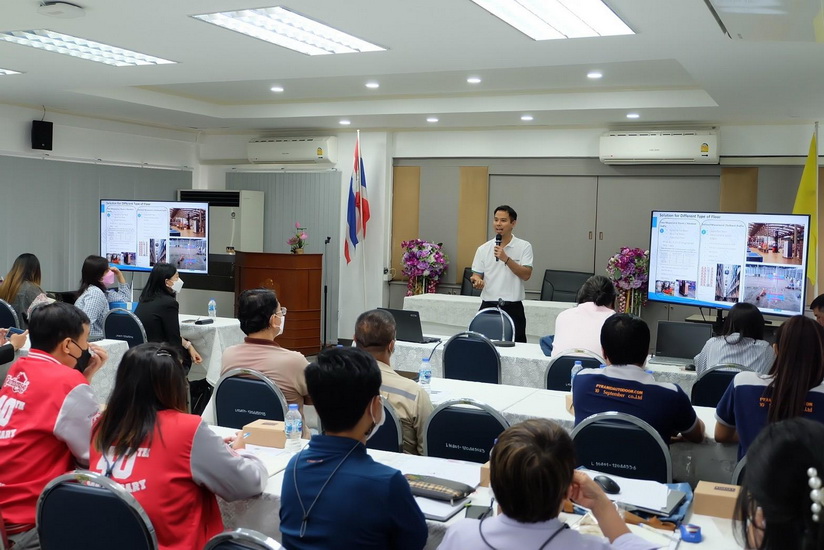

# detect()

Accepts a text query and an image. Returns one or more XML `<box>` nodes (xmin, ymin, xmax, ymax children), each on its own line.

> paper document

<box><xmin>414</xmin><ymin>496</ymin><xmax>469</xmax><ymax>522</ymax></box>
<box><xmin>245</xmin><ymin>444</ymin><xmax>294</xmax><ymax>477</ymax></box>
<box><xmin>580</xmin><ymin>469</ymin><xmax>668</xmax><ymax>511</ymax></box>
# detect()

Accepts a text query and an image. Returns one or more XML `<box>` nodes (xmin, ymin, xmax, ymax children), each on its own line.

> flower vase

<box><xmin>618</xmin><ymin>288</ymin><xmax>645</xmax><ymax>316</ymax></box>
<box><xmin>293</xmin><ymin>248</ymin><xmax>304</xmax><ymax>255</ymax></box>
<box><xmin>411</xmin><ymin>276</ymin><xmax>430</xmax><ymax>295</ymax></box>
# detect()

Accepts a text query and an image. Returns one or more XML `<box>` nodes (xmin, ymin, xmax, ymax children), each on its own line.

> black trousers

<box><xmin>480</xmin><ymin>300</ymin><xmax>527</xmax><ymax>343</ymax></box>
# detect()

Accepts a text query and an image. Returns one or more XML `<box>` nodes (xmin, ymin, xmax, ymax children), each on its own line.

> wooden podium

<box><xmin>234</xmin><ymin>252</ymin><xmax>321</xmax><ymax>355</ymax></box>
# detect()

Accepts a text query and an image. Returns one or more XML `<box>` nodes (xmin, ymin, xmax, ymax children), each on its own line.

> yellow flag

<box><xmin>793</xmin><ymin>134</ymin><xmax>818</xmax><ymax>282</ymax></box>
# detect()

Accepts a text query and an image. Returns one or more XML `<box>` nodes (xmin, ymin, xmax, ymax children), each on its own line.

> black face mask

<box><xmin>69</xmin><ymin>340</ymin><xmax>92</xmax><ymax>373</ymax></box>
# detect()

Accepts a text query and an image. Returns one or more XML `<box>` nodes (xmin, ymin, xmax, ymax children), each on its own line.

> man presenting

<box><xmin>470</xmin><ymin>205</ymin><xmax>533</xmax><ymax>342</ymax></box>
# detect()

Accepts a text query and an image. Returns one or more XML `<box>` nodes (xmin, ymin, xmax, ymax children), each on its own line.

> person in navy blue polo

<box><xmin>572</xmin><ymin>313</ymin><xmax>705</xmax><ymax>444</ymax></box>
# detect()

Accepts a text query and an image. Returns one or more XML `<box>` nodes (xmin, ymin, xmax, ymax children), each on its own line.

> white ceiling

<box><xmin>2</xmin><ymin>0</ymin><xmax>824</xmax><ymax>133</ymax></box>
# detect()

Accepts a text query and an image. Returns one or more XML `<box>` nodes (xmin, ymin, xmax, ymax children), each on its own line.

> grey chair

<box><xmin>37</xmin><ymin>470</ymin><xmax>157</xmax><ymax>550</ymax></box>
<box><xmin>0</xmin><ymin>299</ymin><xmax>19</xmax><ymax>329</ymax></box>
<box><xmin>468</xmin><ymin>307</ymin><xmax>515</xmax><ymax>342</ymax></box>
<box><xmin>571</xmin><ymin>412</ymin><xmax>672</xmax><ymax>483</ymax></box>
<box><xmin>423</xmin><ymin>398</ymin><xmax>510</xmax><ymax>463</ymax></box>
<box><xmin>544</xmin><ymin>348</ymin><xmax>605</xmax><ymax>391</ymax></box>
<box><xmin>691</xmin><ymin>363</ymin><xmax>745</xmax><ymax>407</ymax></box>
<box><xmin>540</xmin><ymin>270</ymin><xmax>593</xmax><ymax>302</ymax></box>
<box><xmin>366</xmin><ymin>398</ymin><xmax>404</xmax><ymax>453</ymax></box>
<box><xmin>731</xmin><ymin>455</ymin><xmax>747</xmax><ymax>485</ymax></box>
<box><xmin>443</xmin><ymin>331</ymin><xmax>501</xmax><ymax>384</ymax></box>
<box><xmin>214</xmin><ymin>368</ymin><xmax>289</xmax><ymax>429</ymax></box>
<box><xmin>103</xmin><ymin>308</ymin><xmax>148</xmax><ymax>348</ymax></box>
<box><xmin>461</xmin><ymin>267</ymin><xmax>482</xmax><ymax>297</ymax></box>
<box><xmin>203</xmin><ymin>528</ymin><xmax>282</xmax><ymax>550</ymax></box>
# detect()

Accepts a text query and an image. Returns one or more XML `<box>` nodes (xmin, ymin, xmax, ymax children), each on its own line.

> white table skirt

<box><xmin>179</xmin><ymin>314</ymin><xmax>246</xmax><ymax>385</ymax></box>
<box><xmin>403</xmin><ymin>294</ymin><xmax>573</xmax><ymax>344</ymax></box>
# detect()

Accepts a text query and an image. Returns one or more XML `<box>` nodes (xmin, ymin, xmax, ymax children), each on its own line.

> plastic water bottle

<box><xmin>285</xmin><ymin>404</ymin><xmax>303</xmax><ymax>453</ymax></box>
<box><xmin>570</xmin><ymin>360</ymin><xmax>584</xmax><ymax>390</ymax></box>
<box><xmin>207</xmin><ymin>298</ymin><xmax>217</xmax><ymax>318</ymax></box>
<box><xmin>419</xmin><ymin>358</ymin><xmax>432</xmax><ymax>395</ymax></box>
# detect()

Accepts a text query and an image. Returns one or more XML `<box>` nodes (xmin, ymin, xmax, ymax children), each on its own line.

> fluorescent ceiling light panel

<box><xmin>470</xmin><ymin>0</ymin><xmax>633</xmax><ymax>40</ymax></box>
<box><xmin>0</xmin><ymin>30</ymin><xmax>175</xmax><ymax>66</ymax></box>
<box><xmin>270</xmin><ymin>85</ymin><xmax>284</xmax><ymax>92</ymax></box>
<box><xmin>192</xmin><ymin>7</ymin><xmax>386</xmax><ymax>56</ymax></box>
<box><xmin>0</xmin><ymin>68</ymin><xmax>22</xmax><ymax>75</ymax></box>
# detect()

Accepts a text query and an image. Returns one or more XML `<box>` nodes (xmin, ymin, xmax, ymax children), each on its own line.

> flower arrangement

<box><xmin>606</xmin><ymin>247</ymin><xmax>650</xmax><ymax>315</ymax></box>
<box><xmin>400</xmin><ymin>239</ymin><xmax>449</xmax><ymax>295</ymax></box>
<box><xmin>287</xmin><ymin>222</ymin><xmax>308</xmax><ymax>253</ymax></box>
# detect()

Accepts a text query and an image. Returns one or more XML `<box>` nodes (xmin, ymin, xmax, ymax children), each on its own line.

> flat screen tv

<box><xmin>648</xmin><ymin>210</ymin><xmax>810</xmax><ymax>318</ymax></box>
<box><xmin>100</xmin><ymin>200</ymin><xmax>209</xmax><ymax>274</ymax></box>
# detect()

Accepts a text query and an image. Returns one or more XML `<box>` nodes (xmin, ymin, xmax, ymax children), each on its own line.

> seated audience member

<box><xmin>694</xmin><ymin>302</ymin><xmax>774</xmax><ymax>374</ymax></box>
<box><xmin>134</xmin><ymin>262</ymin><xmax>201</xmax><ymax>368</ymax></box>
<box><xmin>0</xmin><ymin>302</ymin><xmax>108</xmax><ymax>548</ymax></box>
<box><xmin>734</xmin><ymin>417</ymin><xmax>824</xmax><ymax>550</ymax></box>
<box><xmin>220</xmin><ymin>288</ymin><xmax>311</xmax><ymax>413</ymax></box>
<box><xmin>572</xmin><ymin>313</ymin><xmax>705</xmax><ymax>444</ymax></box>
<box><xmin>716</xmin><ymin>315</ymin><xmax>824</xmax><ymax>458</ymax></box>
<box><xmin>0</xmin><ymin>328</ymin><xmax>27</xmax><ymax>365</ymax></box>
<box><xmin>0</xmin><ymin>253</ymin><xmax>45</xmax><ymax>329</ymax></box>
<box><xmin>549</xmin><ymin>275</ymin><xmax>616</xmax><ymax>358</ymax></box>
<box><xmin>74</xmin><ymin>255</ymin><xmax>132</xmax><ymax>341</ymax></box>
<box><xmin>354</xmin><ymin>309</ymin><xmax>433</xmax><ymax>455</ymax></box>
<box><xmin>439</xmin><ymin>419</ymin><xmax>658</xmax><ymax>550</ymax></box>
<box><xmin>90</xmin><ymin>343</ymin><xmax>267</xmax><ymax>550</ymax></box>
<box><xmin>812</xmin><ymin>293</ymin><xmax>824</xmax><ymax>327</ymax></box>
<box><xmin>280</xmin><ymin>347</ymin><xmax>428</xmax><ymax>550</ymax></box>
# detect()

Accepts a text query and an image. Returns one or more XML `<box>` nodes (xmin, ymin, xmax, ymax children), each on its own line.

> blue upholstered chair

<box><xmin>103</xmin><ymin>308</ymin><xmax>148</xmax><ymax>348</ymax></box>
<box><xmin>544</xmin><ymin>349</ymin><xmax>605</xmax><ymax>391</ymax></box>
<box><xmin>423</xmin><ymin>398</ymin><xmax>509</xmax><ymax>463</ymax></box>
<box><xmin>691</xmin><ymin>364</ymin><xmax>745</xmax><ymax>407</ymax></box>
<box><xmin>203</xmin><ymin>528</ymin><xmax>282</xmax><ymax>550</ymax></box>
<box><xmin>214</xmin><ymin>368</ymin><xmax>289</xmax><ymax>429</ymax></box>
<box><xmin>442</xmin><ymin>331</ymin><xmax>501</xmax><ymax>384</ymax></box>
<box><xmin>540</xmin><ymin>270</ymin><xmax>593</xmax><ymax>302</ymax></box>
<box><xmin>0</xmin><ymin>299</ymin><xmax>19</xmax><ymax>329</ymax></box>
<box><xmin>366</xmin><ymin>399</ymin><xmax>404</xmax><ymax>453</ymax></box>
<box><xmin>468</xmin><ymin>308</ymin><xmax>515</xmax><ymax>342</ymax></box>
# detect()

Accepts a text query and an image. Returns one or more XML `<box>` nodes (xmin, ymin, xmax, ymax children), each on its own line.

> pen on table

<box><xmin>636</xmin><ymin>522</ymin><xmax>679</xmax><ymax>542</ymax></box>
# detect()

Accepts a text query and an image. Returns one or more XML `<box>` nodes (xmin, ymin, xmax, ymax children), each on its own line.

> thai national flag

<box><xmin>344</xmin><ymin>134</ymin><xmax>370</xmax><ymax>264</ymax></box>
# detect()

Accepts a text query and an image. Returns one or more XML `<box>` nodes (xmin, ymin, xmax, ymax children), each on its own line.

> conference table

<box><xmin>178</xmin><ymin>314</ymin><xmax>246</xmax><ymax>384</ymax></box>
<box><xmin>403</xmin><ymin>294</ymin><xmax>573</xmax><ymax>344</ymax></box>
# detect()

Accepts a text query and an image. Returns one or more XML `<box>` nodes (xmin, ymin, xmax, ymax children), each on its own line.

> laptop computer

<box><xmin>378</xmin><ymin>308</ymin><xmax>440</xmax><ymax>344</ymax></box>
<box><xmin>651</xmin><ymin>321</ymin><xmax>713</xmax><ymax>366</ymax></box>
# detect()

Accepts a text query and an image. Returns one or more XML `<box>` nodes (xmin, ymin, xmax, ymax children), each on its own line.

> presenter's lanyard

<box><xmin>478</xmin><ymin>519</ymin><xmax>568</xmax><ymax>550</ymax></box>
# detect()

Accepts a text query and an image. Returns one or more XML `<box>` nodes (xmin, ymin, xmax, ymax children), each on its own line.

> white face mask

<box><xmin>170</xmin><ymin>278</ymin><xmax>184</xmax><ymax>294</ymax></box>
<box><xmin>272</xmin><ymin>315</ymin><xmax>285</xmax><ymax>338</ymax></box>
<box><xmin>365</xmin><ymin>397</ymin><xmax>385</xmax><ymax>441</ymax></box>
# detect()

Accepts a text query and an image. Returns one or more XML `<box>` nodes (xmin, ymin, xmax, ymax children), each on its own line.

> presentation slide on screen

<box><xmin>100</xmin><ymin>200</ymin><xmax>209</xmax><ymax>274</ymax></box>
<box><xmin>648</xmin><ymin>211</ymin><xmax>809</xmax><ymax>317</ymax></box>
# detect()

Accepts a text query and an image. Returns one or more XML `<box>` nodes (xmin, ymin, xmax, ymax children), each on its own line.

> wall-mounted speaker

<box><xmin>31</xmin><ymin>120</ymin><xmax>53</xmax><ymax>151</ymax></box>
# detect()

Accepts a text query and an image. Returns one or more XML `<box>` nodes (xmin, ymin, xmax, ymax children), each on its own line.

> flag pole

<box><xmin>358</xmin><ymin>130</ymin><xmax>368</xmax><ymax>310</ymax></box>
<box><xmin>816</xmin><ymin>120</ymin><xmax>820</xmax><ymax>297</ymax></box>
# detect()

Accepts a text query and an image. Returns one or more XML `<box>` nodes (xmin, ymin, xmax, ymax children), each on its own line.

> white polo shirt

<box><xmin>472</xmin><ymin>235</ymin><xmax>533</xmax><ymax>302</ymax></box>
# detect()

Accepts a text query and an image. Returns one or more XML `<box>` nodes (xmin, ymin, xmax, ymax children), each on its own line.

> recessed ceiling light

<box><xmin>339</xmin><ymin>120</ymin><xmax>351</xmax><ymax>125</ymax></box>
<box><xmin>626</xmin><ymin>113</ymin><xmax>640</xmax><ymax>119</ymax></box>
<box><xmin>365</xmin><ymin>81</ymin><xmax>380</xmax><ymax>89</ymax></box>
<box><xmin>270</xmin><ymin>85</ymin><xmax>284</xmax><ymax>92</ymax></box>
<box><xmin>192</xmin><ymin>7</ymin><xmax>386</xmax><ymax>56</ymax></box>
<box><xmin>426</xmin><ymin>117</ymin><xmax>439</xmax><ymax>123</ymax></box>
<box><xmin>467</xmin><ymin>76</ymin><xmax>482</xmax><ymax>84</ymax></box>
<box><xmin>469</xmin><ymin>0</ymin><xmax>634</xmax><ymax>40</ymax></box>
<box><xmin>521</xmin><ymin>115</ymin><xmax>534</xmax><ymax>121</ymax></box>
<box><xmin>587</xmin><ymin>71</ymin><xmax>603</xmax><ymax>79</ymax></box>
<box><xmin>0</xmin><ymin>29</ymin><xmax>175</xmax><ymax>66</ymax></box>
<box><xmin>0</xmin><ymin>68</ymin><xmax>22</xmax><ymax>75</ymax></box>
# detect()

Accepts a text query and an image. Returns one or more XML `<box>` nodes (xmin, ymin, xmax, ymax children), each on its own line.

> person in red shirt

<box><xmin>89</xmin><ymin>343</ymin><xmax>267</xmax><ymax>550</ymax></box>
<box><xmin>0</xmin><ymin>302</ymin><xmax>109</xmax><ymax>550</ymax></box>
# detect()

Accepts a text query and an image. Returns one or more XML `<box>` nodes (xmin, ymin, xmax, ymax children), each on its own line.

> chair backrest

<box><xmin>214</xmin><ymin>368</ymin><xmax>289</xmax><ymax>429</ymax></box>
<box><xmin>544</xmin><ymin>349</ymin><xmax>605</xmax><ymax>391</ymax></box>
<box><xmin>691</xmin><ymin>364</ymin><xmax>745</xmax><ymax>407</ymax></box>
<box><xmin>37</xmin><ymin>470</ymin><xmax>158</xmax><ymax>550</ymax></box>
<box><xmin>540</xmin><ymin>270</ymin><xmax>593</xmax><ymax>302</ymax></box>
<box><xmin>571</xmin><ymin>412</ymin><xmax>672</xmax><ymax>483</ymax></box>
<box><xmin>731</xmin><ymin>455</ymin><xmax>747</xmax><ymax>486</ymax></box>
<box><xmin>442</xmin><ymin>331</ymin><xmax>501</xmax><ymax>384</ymax></box>
<box><xmin>103</xmin><ymin>308</ymin><xmax>148</xmax><ymax>348</ymax></box>
<box><xmin>461</xmin><ymin>267</ymin><xmax>481</xmax><ymax>297</ymax></box>
<box><xmin>0</xmin><ymin>505</ymin><xmax>8</xmax><ymax>550</ymax></box>
<box><xmin>468</xmin><ymin>307</ymin><xmax>515</xmax><ymax>342</ymax></box>
<box><xmin>203</xmin><ymin>528</ymin><xmax>282</xmax><ymax>550</ymax></box>
<box><xmin>0</xmin><ymin>299</ymin><xmax>19</xmax><ymax>329</ymax></box>
<box><xmin>423</xmin><ymin>398</ymin><xmax>510</xmax><ymax>463</ymax></box>
<box><xmin>366</xmin><ymin>399</ymin><xmax>403</xmax><ymax>453</ymax></box>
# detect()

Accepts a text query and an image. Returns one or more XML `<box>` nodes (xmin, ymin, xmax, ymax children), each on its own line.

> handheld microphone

<box><xmin>495</xmin><ymin>234</ymin><xmax>502</xmax><ymax>261</ymax></box>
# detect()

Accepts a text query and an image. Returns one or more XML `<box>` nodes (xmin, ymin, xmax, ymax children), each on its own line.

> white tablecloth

<box><xmin>179</xmin><ymin>314</ymin><xmax>246</xmax><ymax>385</ymax></box>
<box><xmin>403</xmin><ymin>294</ymin><xmax>572</xmax><ymax>344</ymax></box>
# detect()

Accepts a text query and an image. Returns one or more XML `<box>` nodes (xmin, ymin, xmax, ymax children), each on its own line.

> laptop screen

<box><xmin>655</xmin><ymin>321</ymin><xmax>713</xmax><ymax>359</ymax></box>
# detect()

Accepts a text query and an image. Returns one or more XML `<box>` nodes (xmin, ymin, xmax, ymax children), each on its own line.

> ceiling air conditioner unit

<box><xmin>599</xmin><ymin>130</ymin><xmax>719</xmax><ymax>165</ymax></box>
<box><xmin>247</xmin><ymin>136</ymin><xmax>338</xmax><ymax>164</ymax></box>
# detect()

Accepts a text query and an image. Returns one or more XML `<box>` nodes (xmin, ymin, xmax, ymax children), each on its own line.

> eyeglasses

<box><xmin>276</xmin><ymin>307</ymin><xmax>287</xmax><ymax>317</ymax></box>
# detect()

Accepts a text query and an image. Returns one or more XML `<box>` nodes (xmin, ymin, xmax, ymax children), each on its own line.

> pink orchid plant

<box><xmin>287</xmin><ymin>222</ymin><xmax>308</xmax><ymax>252</ymax></box>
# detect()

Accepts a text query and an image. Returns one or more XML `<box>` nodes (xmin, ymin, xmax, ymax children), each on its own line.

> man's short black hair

<box><xmin>812</xmin><ymin>294</ymin><xmax>824</xmax><ymax>311</ymax></box>
<box><xmin>494</xmin><ymin>205</ymin><xmax>517</xmax><ymax>221</ymax></box>
<box><xmin>29</xmin><ymin>302</ymin><xmax>89</xmax><ymax>353</ymax></box>
<box><xmin>237</xmin><ymin>288</ymin><xmax>279</xmax><ymax>335</ymax></box>
<box><xmin>306</xmin><ymin>347</ymin><xmax>381</xmax><ymax>433</ymax></box>
<box><xmin>600</xmin><ymin>313</ymin><xmax>649</xmax><ymax>366</ymax></box>
<box><xmin>354</xmin><ymin>309</ymin><xmax>396</xmax><ymax>349</ymax></box>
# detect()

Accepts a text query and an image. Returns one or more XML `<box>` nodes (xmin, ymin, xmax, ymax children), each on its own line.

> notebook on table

<box><xmin>378</xmin><ymin>308</ymin><xmax>440</xmax><ymax>344</ymax></box>
<box><xmin>651</xmin><ymin>321</ymin><xmax>712</xmax><ymax>366</ymax></box>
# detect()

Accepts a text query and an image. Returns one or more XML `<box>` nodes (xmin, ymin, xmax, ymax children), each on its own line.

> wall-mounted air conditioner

<box><xmin>247</xmin><ymin>136</ymin><xmax>338</xmax><ymax>164</ymax></box>
<box><xmin>599</xmin><ymin>129</ymin><xmax>719</xmax><ymax>164</ymax></box>
<box><xmin>178</xmin><ymin>190</ymin><xmax>264</xmax><ymax>255</ymax></box>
